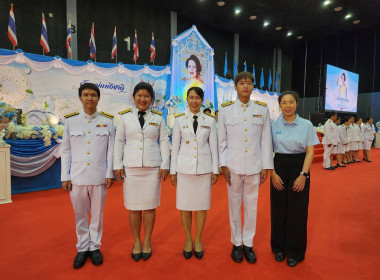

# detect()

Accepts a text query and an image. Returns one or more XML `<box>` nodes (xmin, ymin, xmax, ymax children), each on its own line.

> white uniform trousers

<box><xmin>70</xmin><ymin>184</ymin><xmax>107</xmax><ymax>252</ymax></box>
<box><xmin>227</xmin><ymin>172</ymin><xmax>260</xmax><ymax>247</ymax></box>
<box><xmin>323</xmin><ymin>144</ymin><xmax>334</xmax><ymax>168</ymax></box>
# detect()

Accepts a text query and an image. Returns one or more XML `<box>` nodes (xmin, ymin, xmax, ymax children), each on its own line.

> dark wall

<box><xmin>0</xmin><ymin>0</ymin><xmax>66</xmax><ymax>56</ymax></box>
<box><xmin>76</xmin><ymin>0</ymin><xmax>171</xmax><ymax>65</ymax></box>
<box><xmin>292</xmin><ymin>25</ymin><xmax>380</xmax><ymax>99</ymax></box>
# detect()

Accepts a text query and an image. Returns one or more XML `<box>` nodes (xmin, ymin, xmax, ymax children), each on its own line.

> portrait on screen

<box><xmin>325</xmin><ymin>64</ymin><xmax>359</xmax><ymax>113</ymax></box>
<box><xmin>181</xmin><ymin>53</ymin><xmax>205</xmax><ymax>101</ymax></box>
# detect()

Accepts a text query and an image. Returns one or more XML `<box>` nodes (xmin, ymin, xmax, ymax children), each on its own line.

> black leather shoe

<box><xmin>183</xmin><ymin>249</ymin><xmax>193</xmax><ymax>259</ymax></box>
<box><xmin>142</xmin><ymin>248</ymin><xmax>152</xmax><ymax>261</ymax></box>
<box><xmin>274</xmin><ymin>252</ymin><xmax>285</xmax><ymax>262</ymax></box>
<box><xmin>89</xmin><ymin>249</ymin><xmax>103</xmax><ymax>266</ymax></box>
<box><xmin>337</xmin><ymin>164</ymin><xmax>347</xmax><ymax>167</ymax></box>
<box><xmin>287</xmin><ymin>257</ymin><xmax>298</xmax><ymax>267</ymax></box>
<box><xmin>194</xmin><ymin>250</ymin><xmax>204</xmax><ymax>260</ymax></box>
<box><xmin>231</xmin><ymin>245</ymin><xmax>243</xmax><ymax>263</ymax></box>
<box><xmin>324</xmin><ymin>166</ymin><xmax>335</xmax><ymax>170</ymax></box>
<box><xmin>243</xmin><ymin>245</ymin><xmax>257</xmax><ymax>263</ymax></box>
<box><xmin>132</xmin><ymin>247</ymin><xmax>142</xmax><ymax>262</ymax></box>
<box><xmin>73</xmin><ymin>251</ymin><xmax>89</xmax><ymax>269</ymax></box>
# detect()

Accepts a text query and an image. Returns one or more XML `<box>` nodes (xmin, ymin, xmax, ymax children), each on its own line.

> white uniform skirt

<box><xmin>349</xmin><ymin>141</ymin><xmax>358</xmax><ymax>151</ymax></box>
<box><xmin>337</xmin><ymin>143</ymin><xmax>349</xmax><ymax>154</ymax></box>
<box><xmin>176</xmin><ymin>173</ymin><xmax>212</xmax><ymax>211</ymax></box>
<box><xmin>123</xmin><ymin>167</ymin><xmax>160</xmax><ymax>210</ymax></box>
<box><xmin>363</xmin><ymin>140</ymin><xmax>373</xmax><ymax>150</ymax></box>
<box><xmin>357</xmin><ymin>141</ymin><xmax>363</xmax><ymax>150</ymax></box>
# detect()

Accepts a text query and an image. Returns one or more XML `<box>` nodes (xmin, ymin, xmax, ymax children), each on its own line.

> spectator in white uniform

<box><xmin>356</xmin><ymin>117</ymin><xmax>365</xmax><ymax>160</ymax></box>
<box><xmin>218</xmin><ymin>72</ymin><xmax>273</xmax><ymax>264</ymax></box>
<box><xmin>322</xmin><ymin>112</ymin><xmax>338</xmax><ymax>170</ymax></box>
<box><xmin>61</xmin><ymin>83</ymin><xmax>115</xmax><ymax>269</ymax></box>
<box><xmin>348</xmin><ymin>116</ymin><xmax>359</xmax><ymax>163</ymax></box>
<box><xmin>337</xmin><ymin>117</ymin><xmax>351</xmax><ymax>166</ymax></box>
<box><xmin>170</xmin><ymin>87</ymin><xmax>219</xmax><ymax>260</ymax></box>
<box><xmin>114</xmin><ymin>82</ymin><xmax>170</xmax><ymax>262</ymax></box>
<box><xmin>363</xmin><ymin>117</ymin><xmax>376</xmax><ymax>162</ymax></box>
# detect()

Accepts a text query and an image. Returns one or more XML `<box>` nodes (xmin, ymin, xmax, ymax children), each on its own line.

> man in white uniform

<box><xmin>322</xmin><ymin>112</ymin><xmax>338</xmax><ymax>170</ymax></box>
<box><xmin>218</xmin><ymin>72</ymin><xmax>273</xmax><ymax>263</ymax></box>
<box><xmin>61</xmin><ymin>83</ymin><xmax>114</xmax><ymax>269</ymax></box>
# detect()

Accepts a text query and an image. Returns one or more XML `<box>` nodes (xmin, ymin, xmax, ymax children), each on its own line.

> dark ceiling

<box><xmin>161</xmin><ymin>0</ymin><xmax>380</xmax><ymax>47</ymax></box>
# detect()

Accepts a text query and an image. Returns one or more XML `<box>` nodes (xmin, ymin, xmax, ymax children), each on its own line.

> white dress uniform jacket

<box><xmin>170</xmin><ymin>111</ymin><xmax>219</xmax><ymax>175</ymax></box>
<box><xmin>218</xmin><ymin>99</ymin><xmax>273</xmax><ymax>175</ymax></box>
<box><xmin>322</xmin><ymin>119</ymin><xmax>338</xmax><ymax>145</ymax></box>
<box><xmin>363</xmin><ymin>123</ymin><xmax>376</xmax><ymax>141</ymax></box>
<box><xmin>114</xmin><ymin>108</ymin><xmax>170</xmax><ymax>170</ymax></box>
<box><xmin>338</xmin><ymin>125</ymin><xmax>349</xmax><ymax>145</ymax></box>
<box><xmin>351</xmin><ymin>123</ymin><xmax>360</xmax><ymax>141</ymax></box>
<box><xmin>61</xmin><ymin>110</ymin><xmax>115</xmax><ymax>185</ymax></box>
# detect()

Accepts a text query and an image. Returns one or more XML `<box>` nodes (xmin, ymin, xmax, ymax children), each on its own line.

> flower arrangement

<box><xmin>165</xmin><ymin>95</ymin><xmax>183</xmax><ymax>113</ymax></box>
<box><xmin>0</xmin><ymin>102</ymin><xmax>18</xmax><ymax>124</ymax></box>
<box><xmin>4</xmin><ymin>123</ymin><xmax>64</xmax><ymax>146</ymax></box>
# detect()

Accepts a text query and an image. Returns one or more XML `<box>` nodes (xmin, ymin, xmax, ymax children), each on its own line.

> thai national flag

<box><xmin>133</xmin><ymin>30</ymin><xmax>139</xmax><ymax>63</ymax></box>
<box><xmin>111</xmin><ymin>27</ymin><xmax>117</xmax><ymax>60</ymax></box>
<box><xmin>40</xmin><ymin>13</ymin><xmax>50</xmax><ymax>53</ymax></box>
<box><xmin>150</xmin><ymin>32</ymin><xmax>156</xmax><ymax>62</ymax></box>
<box><xmin>8</xmin><ymin>4</ymin><xmax>18</xmax><ymax>47</ymax></box>
<box><xmin>89</xmin><ymin>22</ymin><xmax>96</xmax><ymax>59</ymax></box>
<box><xmin>66</xmin><ymin>19</ymin><xmax>72</xmax><ymax>58</ymax></box>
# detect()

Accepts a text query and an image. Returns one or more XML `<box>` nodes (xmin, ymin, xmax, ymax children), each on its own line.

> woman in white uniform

<box><xmin>114</xmin><ymin>82</ymin><xmax>170</xmax><ymax>262</ymax></box>
<box><xmin>170</xmin><ymin>87</ymin><xmax>219</xmax><ymax>260</ymax></box>
<box><xmin>356</xmin><ymin>117</ymin><xmax>364</xmax><ymax>159</ymax></box>
<box><xmin>348</xmin><ymin>116</ymin><xmax>358</xmax><ymax>163</ymax></box>
<box><xmin>363</xmin><ymin>117</ymin><xmax>376</xmax><ymax>162</ymax></box>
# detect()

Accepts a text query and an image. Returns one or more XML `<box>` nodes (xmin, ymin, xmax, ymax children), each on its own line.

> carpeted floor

<box><xmin>1</xmin><ymin>149</ymin><xmax>379</xmax><ymax>280</ymax></box>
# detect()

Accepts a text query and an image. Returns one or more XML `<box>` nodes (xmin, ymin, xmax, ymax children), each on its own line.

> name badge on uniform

<box><xmin>149</xmin><ymin>122</ymin><xmax>159</xmax><ymax>126</ymax></box>
<box><xmin>96</xmin><ymin>124</ymin><xmax>108</xmax><ymax>127</ymax></box>
<box><xmin>186</xmin><ymin>140</ymin><xmax>190</xmax><ymax>144</ymax></box>
<box><xmin>201</xmin><ymin>125</ymin><xmax>210</xmax><ymax>129</ymax></box>
<box><xmin>253</xmin><ymin>114</ymin><xmax>262</xmax><ymax>118</ymax></box>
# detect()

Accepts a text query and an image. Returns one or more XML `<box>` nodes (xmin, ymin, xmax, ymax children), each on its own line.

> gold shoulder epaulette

<box><xmin>118</xmin><ymin>108</ymin><xmax>132</xmax><ymax>115</ymax></box>
<box><xmin>254</xmin><ymin>100</ymin><xmax>267</xmax><ymax>107</ymax></box>
<box><xmin>64</xmin><ymin>112</ymin><xmax>79</xmax><ymax>119</ymax></box>
<box><xmin>151</xmin><ymin>110</ymin><xmax>163</xmax><ymax>115</ymax></box>
<box><xmin>205</xmin><ymin>112</ymin><xmax>215</xmax><ymax>118</ymax></box>
<box><xmin>100</xmin><ymin>111</ymin><xmax>114</xmax><ymax>119</ymax></box>
<box><xmin>175</xmin><ymin>112</ymin><xmax>185</xmax><ymax>118</ymax></box>
<box><xmin>221</xmin><ymin>101</ymin><xmax>234</xmax><ymax>107</ymax></box>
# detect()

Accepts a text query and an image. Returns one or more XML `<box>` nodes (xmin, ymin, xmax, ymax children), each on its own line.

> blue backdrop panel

<box><xmin>11</xmin><ymin>159</ymin><xmax>61</xmax><ymax>194</ymax></box>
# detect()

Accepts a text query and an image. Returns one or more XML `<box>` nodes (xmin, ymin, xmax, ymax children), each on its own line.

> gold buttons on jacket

<box><xmin>140</xmin><ymin>148</ymin><xmax>142</xmax><ymax>150</ymax></box>
<box><xmin>186</xmin><ymin>140</ymin><xmax>190</xmax><ymax>144</ymax></box>
<box><xmin>245</xmin><ymin>139</ymin><xmax>247</xmax><ymax>142</ymax></box>
<box><xmin>88</xmin><ymin>121</ymin><xmax>91</xmax><ymax>124</ymax></box>
<box><xmin>87</xmin><ymin>152</ymin><xmax>90</xmax><ymax>155</ymax></box>
<box><xmin>140</xmin><ymin>140</ymin><xmax>143</xmax><ymax>142</ymax></box>
<box><xmin>244</xmin><ymin>118</ymin><xmax>247</xmax><ymax>121</ymax></box>
<box><xmin>88</xmin><ymin>141</ymin><xmax>91</xmax><ymax>144</ymax></box>
<box><xmin>194</xmin><ymin>156</ymin><xmax>197</xmax><ymax>158</ymax></box>
<box><xmin>88</xmin><ymin>131</ymin><xmax>91</xmax><ymax>133</ymax></box>
<box><xmin>245</xmin><ymin>150</ymin><xmax>247</xmax><ymax>153</ymax></box>
<box><xmin>243</xmin><ymin>109</ymin><xmax>246</xmax><ymax>112</ymax></box>
<box><xmin>194</xmin><ymin>139</ymin><xmax>197</xmax><ymax>141</ymax></box>
<box><xmin>245</xmin><ymin>129</ymin><xmax>247</xmax><ymax>131</ymax></box>
<box><xmin>87</xmin><ymin>163</ymin><xmax>90</xmax><ymax>165</ymax></box>
<box><xmin>194</xmin><ymin>147</ymin><xmax>197</xmax><ymax>150</ymax></box>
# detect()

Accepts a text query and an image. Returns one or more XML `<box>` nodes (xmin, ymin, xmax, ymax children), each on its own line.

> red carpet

<box><xmin>1</xmin><ymin>149</ymin><xmax>380</xmax><ymax>280</ymax></box>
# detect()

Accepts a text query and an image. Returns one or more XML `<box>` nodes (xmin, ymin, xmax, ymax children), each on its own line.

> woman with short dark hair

<box><xmin>270</xmin><ymin>91</ymin><xmax>320</xmax><ymax>267</ymax></box>
<box><xmin>114</xmin><ymin>82</ymin><xmax>170</xmax><ymax>262</ymax></box>
<box><xmin>170</xmin><ymin>87</ymin><xmax>219</xmax><ymax>260</ymax></box>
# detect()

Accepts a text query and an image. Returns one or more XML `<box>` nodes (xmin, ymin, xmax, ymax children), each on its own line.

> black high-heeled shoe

<box><xmin>142</xmin><ymin>248</ymin><xmax>152</xmax><ymax>261</ymax></box>
<box><xmin>183</xmin><ymin>249</ymin><xmax>193</xmax><ymax>259</ymax></box>
<box><xmin>131</xmin><ymin>247</ymin><xmax>142</xmax><ymax>262</ymax></box>
<box><xmin>194</xmin><ymin>248</ymin><xmax>204</xmax><ymax>260</ymax></box>
<box><xmin>337</xmin><ymin>164</ymin><xmax>347</xmax><ymax>167</ymax></box>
